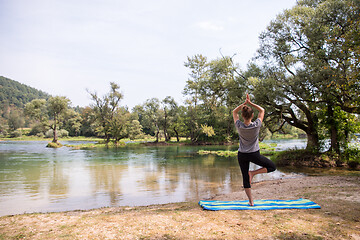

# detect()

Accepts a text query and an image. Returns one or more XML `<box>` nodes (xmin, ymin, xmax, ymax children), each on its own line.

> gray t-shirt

<box><xmin>235</xmin><ymin>118</ymin><xmax>261</xmax><ymax>153</ymax></box>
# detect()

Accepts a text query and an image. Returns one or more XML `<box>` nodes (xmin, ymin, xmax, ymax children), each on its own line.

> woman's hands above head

<box><xmin>245</xmin><ymin>93</ymin><xmax>251</xmax><ymax>105</ymax></box>
<box><xmin>244</xmin><ymin>93</ymin><xmax>265</xmax><ymax>122</ymax></box>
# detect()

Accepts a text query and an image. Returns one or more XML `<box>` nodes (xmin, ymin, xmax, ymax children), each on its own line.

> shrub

<box><xmin>45</xmin><ymin>129</ymin><xmax>53</xmax><ymax>138</ymax></box>
<box><xmin>274</xmin><ymin>149</ymin><xmax>337</xmax><ymax>168</ymax></box>
<box><xmin>46</xmin><ymin>142</ymin><xmax>63</xmax><ymax>148</ymax></box>
<box><xmin>45</xmin><ymin>129</ymin><xmax>69</xmax><ymax>138</ymax></box>
<box><xmin>0</xmin><ymin>129</ymin><xmax>8</xmax><ymax>137</ymax></box>
<box><xmin>29</xmin><ymin>123</ymin><xmax>47</xmax><ymax>136</ymax></box>
<box><xmin>344</xmin><ymin>146</ymin><xmax>360</xmax><ymax>169</ymax></box>
<box><xmin>59</xmin><ymin>129</ymin><xmax>69</xmax><ymax>138</ymax></box>
<box><xmin>9</xmin><ymin>129</ymin><xmax>22</xmax><ymax>138</ymax></box>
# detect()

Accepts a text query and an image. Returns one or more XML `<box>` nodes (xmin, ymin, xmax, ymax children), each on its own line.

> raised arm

<box><xmin>232</xmin><ymin>102</ymin><xmax>245</xmax><ymax>123</ymax></box>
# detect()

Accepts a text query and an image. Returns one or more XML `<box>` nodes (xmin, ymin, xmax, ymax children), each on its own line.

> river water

<box><xmin>0</xmin><ymin>139</ymin><xmax>306</xmax><ymax>216</ymax></box>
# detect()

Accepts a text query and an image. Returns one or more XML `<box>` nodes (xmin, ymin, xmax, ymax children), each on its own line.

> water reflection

<box><xmin>0</xmin><ymin>141</ymin><xmax>296</xmax><ymax>216</ymax></box>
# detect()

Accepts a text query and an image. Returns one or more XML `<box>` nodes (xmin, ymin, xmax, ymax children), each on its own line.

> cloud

<box><xmin>195</xmin><ymin>21</ymin><xmax>224</xmax><ymax>31</ymax></box>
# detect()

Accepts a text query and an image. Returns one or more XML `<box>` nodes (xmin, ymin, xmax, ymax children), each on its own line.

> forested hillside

<box><xmin>0</xmin><ymin>76</ymin><xmax>50</xmax><ymax>107</ymax></box>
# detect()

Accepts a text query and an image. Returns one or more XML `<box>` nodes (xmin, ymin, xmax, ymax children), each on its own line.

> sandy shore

<box><xmin>0</xmin><ymin>175</ymin><xmax>359</xmax><ymax>239</ymax></box>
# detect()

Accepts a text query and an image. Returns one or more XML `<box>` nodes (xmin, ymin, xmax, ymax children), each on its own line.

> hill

<box><xmin>0</xmin><ymin>76</ymin><xmax>50</xmax><ymax>107</ymax></box>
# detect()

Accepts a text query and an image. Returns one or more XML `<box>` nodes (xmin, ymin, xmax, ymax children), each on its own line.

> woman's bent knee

<box><xmin>267</xmin><ymin>164</ymin><xmax>276</xmax><ymax>173</ymax></box>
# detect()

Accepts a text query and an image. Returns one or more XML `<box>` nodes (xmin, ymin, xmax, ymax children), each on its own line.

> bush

<box><xmin>0</xmin><ymin>129</ymin><xmax>8</xmax><ymax>138</ymax></box>
<box><xmin>46</xmin><ymin>142</ymin><xmax>63</xmax><ymax>148</ymax></box>
<box><xmin>36</xmin><ymin>132</ymin><xmax>45</xmax><ymax>138</ymax></box>
<box><xmin>45</xmin><ymin>129</ymin><xmax>53</xmax><ymax>138</ymax></box>
<box><xmin>9</xmin><ymin>129</ymin><xmax>22</xmax><ymax>138</ymax></box>
<box><xmin>274</xmin><ymin>149</ymin><xmax>337</xmax><ymax>168</ymax></box>
<box><xmin>45</xmin><ymin>129</ymin><xmax>69</xmax><ymax>138</ymax></box>
<box><xmin>344</xmin><ymin>146</ymin><xmax>360</xmax><ymax>169</ymax></box>
<box><xmin>29</xmin><ymin>123</ymin><xmax>47</xmax><ymax>136</ymax></box>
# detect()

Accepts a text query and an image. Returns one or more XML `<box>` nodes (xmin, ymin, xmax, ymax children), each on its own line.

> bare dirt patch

<box><xmin>0</xmin><ymin>175</ymin><xmax>359</xmax><ymax>239</ymax></box>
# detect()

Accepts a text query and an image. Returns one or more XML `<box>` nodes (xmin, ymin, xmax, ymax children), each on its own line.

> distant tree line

<box><xmin>0</xmin><ymin>0</ymin><xmax>359</xmax><ymax>160</ymax></box>
<box><xmin>0</xmin><ymin>76</ymin><xmax>50</xmax><ymax>108</ymax></box>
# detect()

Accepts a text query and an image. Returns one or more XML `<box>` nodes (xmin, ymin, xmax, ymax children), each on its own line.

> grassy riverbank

<box><xmin>0</xmin><ymin>175</ymin><xmax>359</xmax><ymax>239</ymax></box>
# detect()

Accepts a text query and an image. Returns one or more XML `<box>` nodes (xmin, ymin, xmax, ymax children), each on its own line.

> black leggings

<box><xmin>238</xmin><ymin>151</ymin><xmax>276</xmax><ymax>188</ymax></box>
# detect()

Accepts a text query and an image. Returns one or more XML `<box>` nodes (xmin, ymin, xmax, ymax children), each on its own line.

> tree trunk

<box><xmin>155</xmin><ymin>131</ymin><xmax>159</xmax><ymax>142</ymax></box>
<box><xmin>327</xmin><ymin>104</ymin><xmax>340</xmax><ymax>154</ymax></box>
<box><xmin>155</xmin><ymin>124</ymin><xmax>160</xmax><ymax>142</ymax></box>
<box><xmin>52</xmin><ymin>113</ymin><xmax>58</xmax><ymax>143</ymax></box>
<box><xmin>306</xmin><ymin>130</ymin><xmax>319</xmax><ymax>151</ymax></box>
<box><xmin>174</xmin><ymin>127</ymin><xmax>179</xmax><ymax>142</ymax></box>
<box><xmin>164</xmin><ymin>110</ymin><xmax>169</xmax><ymax>142</ymax></box>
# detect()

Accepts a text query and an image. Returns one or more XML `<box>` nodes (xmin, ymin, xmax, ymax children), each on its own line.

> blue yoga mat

<box><xmin>199</xmin><ymin>198</ymin><xmax>321</xmax><ymax>211</ymax></box>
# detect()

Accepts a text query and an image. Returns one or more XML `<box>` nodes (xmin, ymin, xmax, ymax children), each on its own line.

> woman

<box><xmin>233</xmin><ymin>94</ymin><xmax>276</xmax><ymax>206</ymax></box>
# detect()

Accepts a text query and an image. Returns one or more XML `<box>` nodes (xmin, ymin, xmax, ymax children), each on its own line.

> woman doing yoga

<box><xmin>233</xmin><ymin>94</ymin><xmax>276</xmax><ymax>206</ymax></box>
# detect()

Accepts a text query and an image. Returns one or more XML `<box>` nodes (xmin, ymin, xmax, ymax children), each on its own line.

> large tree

<box><xmin>255</xmin><ymin>0</ymin><xmax>360</xmax><ymax>151</ymax></box>
<box><xmin>161</xmin><ymin>96</ymin><xmax>181</xmax><ymax>142</ymax></box>
<box><xmin>184</xmin><ymin>54</ymin><xmax>246</xmax><ymax>142</ymax></box>
<box><xmin>47</xmin><ymin>96</ymin><xmax>70</xmax><ymax>143</ymax></box>
<box><xmin>134</xmin><ymin>98</ymin><xmax>162</xmax><ymax>142</ymax></box>
<box><xmin>25</xmin><ymin>96</ymin><xmax>70</xmax><ymax>143</ymax></box>
<box><xmin>88</xmin><ymin>82</ymin><xmax>123</xmax><ymax>143</ymax></box>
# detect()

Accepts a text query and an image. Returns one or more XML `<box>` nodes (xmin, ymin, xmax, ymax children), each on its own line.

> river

<box><xmin>0</xmin><ymin>139</ymin><xmax>306</xmax><ymax>216</ymax></box>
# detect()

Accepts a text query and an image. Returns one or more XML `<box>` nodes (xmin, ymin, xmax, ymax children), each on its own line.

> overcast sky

<box><xmin>0</xmin><ymin>0</ymin><xmax>297</xmax><ymax>109</ymax></box>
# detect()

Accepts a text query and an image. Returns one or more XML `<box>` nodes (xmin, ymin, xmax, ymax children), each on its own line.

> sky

<box><xmin>0</xmin><ymin>0</ymin><xmax>297</xmax><ymax>109</ymax></box>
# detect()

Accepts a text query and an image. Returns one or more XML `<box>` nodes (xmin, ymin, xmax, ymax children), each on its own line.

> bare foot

<box><xmin>249</xmin><ymin>200</ymin><xmax>254</xmax><ymax>206</ymax></box>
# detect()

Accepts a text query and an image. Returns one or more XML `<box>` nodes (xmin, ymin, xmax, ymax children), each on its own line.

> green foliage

<box><xmin>344</xmin><ymin>143</ymin><xmax>360</xmax><ymax>168</ymax></box>
<box><xmin>198</xmin><ymin>143</ymin><xmax>277</xmax><ymax>157</ymax></box>
<box><xmin>62</xmin><ymin>109</ymin><xmax>82</xmax><ymax>136</ymax></box>
<box><xmin>24</xmin><ymin>96</ymin><xmax>70</xmax><ymax>143</ymax></box>
<box><xmin>24</xmin><ymin>99</ymin><xmax>47</xmax><ymax>121</ymax></box>
<box><xmin>183</xmin><ymin>54</ymin><xmax>246</xmax><ymax>143</ymax></box>
<box><xmin>0</xmin><ymin>125</ymin><xmax>8</xmax><ymax>137</ymax></box>
<box><xmin>79</xmin><ymin>106</ymin><xmax>97</xmax><ymax>137</ymax></box>
<box><xmin>0</xmin><ymin>76</ymin><xmax>50</xmax><ymax>108</ymax></box>
<box><xmin>46</xmin><ymin>142</ymin><xmax>63</xmax><ymax>148</ymax></box>
<box><xmin>127</xmin><ymin>120</ymin><xmax>144</xmax><ymax>140</ymax></box>
<box><xmin>9</xmin><ymin>129</ymin><xmax>23</xmax><ymax>138</ymax></box>
<box><xmin>1</xmin><ymin>0</ymin><xmax>358</xmax><ymax>170</ymax></box>
<box><xmin>88</xmin><ymin>82</ymin><xmax>124</xmax><ymax>143</ymax></box>
<box><xmin>274</xmin><ymin>149</ymin><xmax>338</xmax><ymax>168</ymax></box>
<box><xmin>7</xmin><ymin>109</ymin><xmax>24</xmax><ymax>131</ymax></box>
<box><xmin>134</xmin><ymin>98</ymin><xmax>162</xmax><ymax>142</ymax></box>
<box><xmin>254</xmin><ymin>0</ymin><xmax>360</xmax><ymax>152</ymax></box>
<box><xmin>110</xmin><ymin>107</ymin><xmax>131</xmax><ymax>143</ymax></box>
<box><xmin>198</xmin><ymin>150</ymin><xmax>237</xmax><ymax>157</ymax></box>
<box><xmin>45</xmin><ymin>129</ymin><xmax>69</xmax><ymax>138</ymax></box>
<box><xmin>201</xmin><ymin>124</ymin><xmax>215</xmax><ymax>137</ymax></box>
<box><xmin>29</xmin><ymin>123</ymin><xmax>48</xmax><ymax>136</ymax></box>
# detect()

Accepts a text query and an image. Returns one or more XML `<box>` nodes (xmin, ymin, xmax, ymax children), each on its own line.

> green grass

<box><xmin>198</xmin><ymin>142</ymin><xmax>277</xmax><ymax>157</ymax></box>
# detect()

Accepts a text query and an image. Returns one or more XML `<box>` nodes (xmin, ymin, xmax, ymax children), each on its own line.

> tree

<box><xmin>88</xmin><ymin>82</ymin><xmax>123</xmax><ymax>143</ymax></box>
<box><xmin>7</xmin><ymin>108</ymin><xmax>24</xmax><ymax>132</ymax></box>
<box><xmin>183</xmin><ymin>55</ymin><xmax>208</xmax><ymax>142</ymax></box>
<box><xmin>24</xmin><ymin>99</ymin><xmax>47</xmax><ymax>122</ymax></box>
<box><xmin>47</xmin><ymin>96</ymin><xmax>70</xmax><ymax>143</ymax></box>
<box><xmin>245</xmin><ymin>64</ymin><xmax>321</xmax><ymax>150</ymax></box>
<box><xmin>110</xmin><ymin>107</ymin><xmax>131</xmax><ymax>143</ymax></box>
<box><xmin>25</xmin><ymin>97</ymin><xmax>70</xmax><ymax>143</ymax></box>
<box><xmin>63</xmin><ymin>109</ymin><xmax>82</xmax><ymax>136</ymax></box>
<box><xmin>140</xmin><ymin>98</ymin><xmax>162</xmax><ymax>142</ymax></box>
<box><xmin>172</xmin><ymin>105</ymin><xmax>187</xmax><ymax>142</ymax></box>
<box><xmin>255</xmin><ymin>0</ymin><xmax>360</xmax><ymax>151</ymax></box>
<box><xmin>161</xmin><ymin>96</ymin><xmax>179</xmax><ymax>142</ymax></box>
<box><xmin>184</xmin><ymin>54</ymin><xmax>246</xmax><ymax>142</ymax></box>
<box><xmin>127</xmin><ymin>120</ymin><xmax>143</xmax><ymax>140</ymax></box>
<box><xmin>79</xmin><ymin>106</ymin><xmax>97</xmax><ymax>137</ymax></box>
